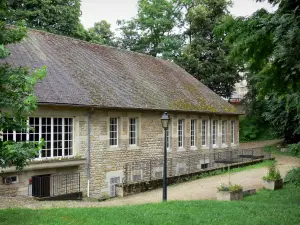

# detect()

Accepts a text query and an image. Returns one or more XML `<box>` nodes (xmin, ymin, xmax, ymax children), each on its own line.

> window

<box><xmin>212</xmin><ymin>120</ymin><xmax>218</xmax><ymax>145</ymax></box>
<box><xmin>109</xmin><ymin>118</ymin><xmax>118</xmax><ymax>146</ymax></box>
<box><xmin>166</xmin><ymin>121</ymin><xmax>171</xmax><ymax>149</ymax></box>
<box><xmin>129</xmin><ymin>118</ymin><xmax>137</xmax><ymax>145</ymax></box>
<box><xmin>231</xmin><ymin>120</ymin><xmax>235</xmax><ymax>144</ymax></box>
<box><xmin>3</xmin><ymin>117</ymin><xmax>73</xmax><ymax>158</ymax></box>
<box><xmin>191</xmin><ymin>119</ymin><xmax>196</xmax><ymax>147</ymax></box>
<box><xmin>222</xmin><ymin>121</ymin><xmax>227</xmax><ymax>144</ymax></box>
<box><xmin>178</xmin><ymin>119</ymin><xmax>184</xmax><ymax>148</ymax></box>
<box><xmin>202</xmin><ymin>120</ymin><xmax>207</xmax><ymax>146</ymax></box>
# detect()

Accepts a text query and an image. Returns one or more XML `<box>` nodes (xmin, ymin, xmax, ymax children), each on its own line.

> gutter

<box><xmin>209</xmin><ymin>117</ymin><xmax>213</xmax><ymax>168</ymax></box>
<box><xmin>87</xmin><ymin>111</ymin><xmax>91</xmax><ymax>198</ymax></box>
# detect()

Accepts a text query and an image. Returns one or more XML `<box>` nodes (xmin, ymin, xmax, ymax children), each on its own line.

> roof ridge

<box><xmin>27</xmin><ymin>28</ymin><xmax>169</xmax><ymax>63</ymax></box>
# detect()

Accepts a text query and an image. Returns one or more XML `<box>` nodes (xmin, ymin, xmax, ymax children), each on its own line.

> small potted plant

<box><xmin>216</xmin><ymin>183</ymin><xmax>243</xmax><ymax>201</ymax></box>
<box><xmin>262</xmin><ymin>162</ymin><xmax>283</xmax><ymax>190</ymax></box>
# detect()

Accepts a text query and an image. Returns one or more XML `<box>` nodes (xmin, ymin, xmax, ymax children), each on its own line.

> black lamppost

<box><xmin>161</xmin><ymin>112</ymin><xmax>170</xmax><ymax>201</ymax></box>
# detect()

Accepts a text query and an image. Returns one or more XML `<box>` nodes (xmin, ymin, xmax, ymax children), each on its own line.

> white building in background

<box><xmin>232</xmin><ymin>79</ymin><xmax>248</xmax><ymax>100</ymax></box>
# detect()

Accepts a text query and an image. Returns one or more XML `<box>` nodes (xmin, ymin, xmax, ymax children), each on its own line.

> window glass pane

<box><xmin>222</xmin><ymin>121</ymin><xmax>227</xmax><ymax>144</ymax></box>
<box><xmin>129</xmin><ymin>118</ymin><xmax>137</xmax><ymax>145</ymax></box>
<box><xmin>41</xmin><ymin>117</ymin><xmax>51</xmax><ymax>158</ymax></box>
<box><xmin>110</xmin><ymin>118</ymin><xmax>118</xmax><ymax>146</ymax></box>
<box><xmin>191</xmin><ymin>120</ymin><xmax>196</xmax><ymax>147</ymax></box>
<box><xmin>178</xmin><ymin>120</ymin><xmax>184</xmax><ymax>148</ymax></box>
<box><xmin>202</xmin><ymin>120</ymin><xmax>206</xmax><ymax>146</ymax></box>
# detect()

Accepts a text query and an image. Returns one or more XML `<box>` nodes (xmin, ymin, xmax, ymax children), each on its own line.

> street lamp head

<box><xmin>161</xmin><ymin>112</ymin><xmax>169</xmax><ymax>129</ymax></box>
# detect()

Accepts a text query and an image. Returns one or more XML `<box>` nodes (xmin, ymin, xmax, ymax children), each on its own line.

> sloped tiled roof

<box><xmin>2</xmin><ymin>30</ymin><xmax>238</xmax><ymax>114</ymax></box>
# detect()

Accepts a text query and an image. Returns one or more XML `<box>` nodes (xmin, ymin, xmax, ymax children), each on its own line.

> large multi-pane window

<box><xmin>191</xmin><ymin>119</ymin><xmax>196</xmax><ymax>147</ymax></box>
<box><xmin>202</xmin><ymin>120</ymin><xmax>207</xmax><ymax>146</ymax></box>
<box><xmin>166</xmin><ymin>121</ymin><xmax>171</xmax><ymax>149</ymax></box>
<box><xmin>222</xmin><ymin>121</ymin><xmax>227</xmax><ymax>144</ymax></box>
<box><xmin>109</xmin><ymin>118</ymin><xmax>118</xmax><ymax>146</ymax></box>
<box><xmin>212</xmin><ymin>120</ymin><xmax>217</xmax><ymax>145</ymax></box>
<box><xmin>231</xmin><ymin>120</ymin><xmax>235</xmax><ymax>144</ymax></box>
<box><xmin>2</xmin><ymin>117</ymin><xmax>73</xmax><ymax>158</ymax></box>
<box><xmin>129</xmin><ymin>118</ymin><xmax>137</xmax><ymax>145</ymax></box>
<box><xmin>178</xmin><ymin>119</ymin><xmax>184</xmax><ymax>148</ymax></box>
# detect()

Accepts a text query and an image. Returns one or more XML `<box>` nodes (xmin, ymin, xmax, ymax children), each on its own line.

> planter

<box><xmin>262</xmin><ymin>179</ymin><xmax>283</xmax><ymax>190</ymax></box>
<box><xmin>216</xmin><ymin>189</ymin><xmax>243</xmax><ymax>201</ymax></box>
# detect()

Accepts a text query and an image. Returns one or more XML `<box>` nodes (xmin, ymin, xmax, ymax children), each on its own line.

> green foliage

<box><xmin>288</xmin><ymin>143</ymin><xmax>300</xmax><ymax>157</ymax></box>
<box><xmin>239</xmin><ymin>115</ymin><xmax>278</xmax><ymax>142</ymax></box>
<box><xmin>117</xmin><ymin>0</ymin><xmax>183</xmax><ymax>58</ymax></box>
<box><xmin>174</xmin><ymin>0</ymin><xmax>241</xmax><ymax>98</ymax></box>
<box><xmin>215</xmin><ymin>2</ymin><xmax>300</xmax><ymax>143</ymax></box>
<box><xmin>217</xmin><ymin>183</ymin><xmax>242</xmax><ymax>192</ymax></box>
<box><xmin>1</xmin><ymin>0</ymin><xmax>82</xmax><ymax>37</ymax></box>
<box><xmin>0</xmin><ymin>11</ymin><xmax>46</xmax><ymax>170</ymax></box>
<box><xmin>284</xmin><ymin>167</ymin><xmax>300</xmax><ymax>187</ymax></box>
<box><xmin>1</xmin><ymin>184</ymin><xmax>300</xmax><ymax>224</ymax></box>
<box><xmin>88</xmin><ymin>20</ymin><xmax>115</xmax><ymax>46</ymax></box>
<box><xmin>263</xmin><ymin>161</ymin><xmax>281</xmax><ymax>181</ymax></box>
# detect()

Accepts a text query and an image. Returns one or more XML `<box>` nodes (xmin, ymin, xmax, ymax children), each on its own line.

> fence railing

<box><xmin>123</xmin><ymin>148</ymin><xmax>271</xmax><ymax>184</ymax></box>
<box><xmin>29</xmin><ymin>173</ymin><xmax>80</xmax><ymax>197</ymax></box>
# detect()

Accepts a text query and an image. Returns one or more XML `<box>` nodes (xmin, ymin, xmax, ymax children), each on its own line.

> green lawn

<box><xmin>1</xmin><ymin>184</ymin><xmax>300</xmax><ymax>225</ymax></box>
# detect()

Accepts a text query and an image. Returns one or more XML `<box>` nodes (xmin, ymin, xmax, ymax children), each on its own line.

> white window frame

<box><xmin>178</xmin><ymin>119</ymin><xmax>184</xmax><ymax>148</ymax></box>
<box><xmin>166</xmin><ymin>120</ymin><xmax>171</xmax><ymax>150</ymax></box>
<box><xmin>222</xmin><ymin>121</ymin><xmax>227</xmax><ymax>144</ymax></box>
<box><xmin>231</xmin><ymin>120</ymin><xmax>235</xmax><ymax>144</ymax></box>
<box><xmin>2</xmin><ymin>117</ymin><xmax>74</xmax><ymax>159</ymax></box>
<box><xmin>191</xmin><ymin>119</ymin><xmax>197</xmax><ymax>147</ymax></box>
<box><xmin>129</xmin><ymin>118</ymin><xmax>138</xmax><ymax>146</ymax></box>
<box><xmin>212</xmin><ymin>120</ymin><xmax>218</xmax><ymax>146</ymax></box>
<box><xmin>109</xmin><ymin>118</ymin><xmax>118</xmax><ymax>147</ymax></box>
<box><xmin>202</xmin><ymin>120</ymin><xmax>207</xmax><ymax>146</ymax></box>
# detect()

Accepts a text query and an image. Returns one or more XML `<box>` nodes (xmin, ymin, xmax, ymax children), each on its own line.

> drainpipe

<box><xmin>87</xmin><ymin>111</ymin><xmax>91</xmax><ymax>198</ymax></box>
<box><xmin>209</xmin><ymin>117</ymin><xmax>213</xmax><ymax>168</ymax></box>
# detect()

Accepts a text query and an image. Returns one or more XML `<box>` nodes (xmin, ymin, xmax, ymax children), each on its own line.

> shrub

<box><xmin>217</xmin><ymin>183</ymin><xmax>242</xmax><ymax>192</ymax></box>
<box><xmin>284</xmin><ymin>168</ymin><xmax>300</xmax><ymax>187</ymax></box>
<box><xmin>263</xmin><ymin>162</ymin><xmax>281</xmax><ymax>181</ymax></box>
<box><xmin>288</xmin><ymin>143</ymin><xmax>300</xmax><ymax>156</ymax></box>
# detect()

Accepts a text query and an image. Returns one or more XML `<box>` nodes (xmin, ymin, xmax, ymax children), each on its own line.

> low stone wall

<box><xmin>115</xmin><ymin>158</ymin><xmax>272</xmax><ymax>197</ymax></box>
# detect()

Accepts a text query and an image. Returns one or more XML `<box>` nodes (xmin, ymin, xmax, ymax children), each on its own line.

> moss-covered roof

<box><xmin>3</xmin><ymin>29</ymin><xmax>238</xmax><ymax>114</ymax></box>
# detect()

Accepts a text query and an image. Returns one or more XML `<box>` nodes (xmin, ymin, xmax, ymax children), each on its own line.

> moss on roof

<box><xmin>2</xmin><ymin>29</ymin><xmax>238</xmax><ymax>115</ymax></box>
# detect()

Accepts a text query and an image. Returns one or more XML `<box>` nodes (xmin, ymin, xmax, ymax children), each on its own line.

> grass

<box><xmin>264</xmin><ymin>145</ymin><xmax>296</xmax><ymax>157</ymax></box>
<box><xmin>0</xmin><ymin>184</ymin><xmax>299</xmax><ymax>225</ymax></box>
<box><xmin>171</xmin><ymin>160</ymin><xmax>274</xmax><ymax>186</ymax></box>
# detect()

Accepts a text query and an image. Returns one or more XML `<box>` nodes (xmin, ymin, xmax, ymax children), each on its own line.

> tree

<box><xmin>216</xmin><ymin>0</ymin><xmax>300</xmax><ymax>143</ymax></box>
<box><xmin>0</xmin><ymin>6</ymin><xmax>46</xmax><ymax>169</ymax></box>
<box><xmin>116</xmin><ymin>19</ymin><xmax>141</xmax><ymax>51</ymax></box>
<box><xmin>1</xmin><ymin>0</ymin><xmax>82</xmax><ymax>37</ymax></box>
<box><xmin>175</xmin><ymin>0</ymin><xmax>240</xmax><ymax>98</ymax></box>
<box><xmin>117</xmin><ymin>0</ymin><xmax>183</xmax><ymax>58</ymax></box>
<box><xmin>88</xmin><ymin>20</ymin><xmax>115</xmax><ymax>46</ymax></box>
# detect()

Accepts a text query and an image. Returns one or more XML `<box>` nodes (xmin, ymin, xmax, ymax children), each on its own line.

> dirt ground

<box><xmin>0</xmin><ymin>153</ymin><xmax>299</xmax><ymax>209</ymax></box>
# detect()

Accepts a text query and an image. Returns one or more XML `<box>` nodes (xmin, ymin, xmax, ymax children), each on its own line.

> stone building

<box><xmin>0</xmin><ymin>30</ymin><xmax>240</xmax><ymax>198</ymax></box>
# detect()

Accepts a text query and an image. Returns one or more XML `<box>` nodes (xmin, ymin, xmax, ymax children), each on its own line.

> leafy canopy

<box><xmin>215</xmin><ymin>0</ymin><xmax>300</xmax><ymax>143</ymax></box>
<box><xmin>0</xmin><ymin>6</ymin><xmax>46</xmax><ymax>169</ymax></box>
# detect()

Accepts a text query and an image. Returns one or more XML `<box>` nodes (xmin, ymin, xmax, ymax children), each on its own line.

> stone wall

<box><xmin>0</xmin><ymin>106</ymin><xmax>239</xmax><ymax>198</ymax></box>
<box><xmin>84</xmin><ymin>109</ymin><xmax>239</xmax><ymax>198</ymax></box>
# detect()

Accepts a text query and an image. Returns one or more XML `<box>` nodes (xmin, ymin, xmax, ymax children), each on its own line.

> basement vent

<box><xmin>132</xmin><ymin>174</ymin><xmax>142</xmax><ymax>182</ymax></box>
<box><xmin>201</xmin><ymin>163</ymin><xmax>209</xmax><ymax>169</ymax></box>
<box><xmin>110</xmin><ymin>177</ymin><xmax>120</xmax><ymax>197</ymax></box>
<box><xmin>155</xmin><ymin>172</ymin><xmax>163</xmax><ymax>178</ymax></box>
<box><xmin>178</xmin><ymin>167</ymin><xmax>185</xmax><ymax>174</ymax></box>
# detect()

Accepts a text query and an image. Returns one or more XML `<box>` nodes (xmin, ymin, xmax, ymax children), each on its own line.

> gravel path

<box><xmin>0</xmin><ymin>153</ymin><xmax>299</xmax><ymax>209</ymax></box>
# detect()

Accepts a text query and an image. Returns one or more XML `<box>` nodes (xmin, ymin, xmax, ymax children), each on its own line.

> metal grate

<box><xmin>110</xmin><ymin>177</ymin><xmax>120</xmax><ymax>197</ymax></box>
<box><xmin>30</xmin><ymin>173</ymin><xmax>80</xmax><ymax>197</ymax></box>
